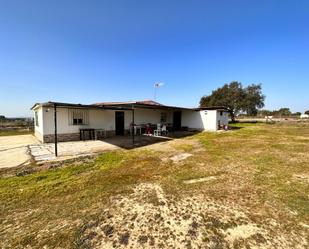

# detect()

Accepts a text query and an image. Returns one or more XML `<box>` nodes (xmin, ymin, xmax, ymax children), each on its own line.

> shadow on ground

<box><xmin>102</xmin><ymin>131</ymin><xmax>200</xmax><ymax>149</ymax></box>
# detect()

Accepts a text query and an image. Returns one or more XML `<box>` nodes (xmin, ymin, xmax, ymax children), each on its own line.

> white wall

<box><xmin>33</xmin><ymin>107</ymin><xmax>44</xmax><ymax>135</ymax></box>
<box><xmin>40</xmin><ymin>107</ymin><xmax>173</xmax><ymax>135</ymax></box>
<box><xmin>182</xmin><ymin>110</ymin><xmax>203</xmax><ymax>129</ymax></box>
<box><xmin>182</xmin><ymin>110</ymin><xmax>219</xmax><ymax>131</ymax></box>
<box><xmin>42</xmin><ymin>107</ymin><xmax>116</xmax><ymax>135</ymax></box>
<box><xmin>122</xmin><ymin>109</ymin><xmax>173</xmax><ymax>130</ymax></box>
<box><xmin>37</xmin><ymin>106</ymin><xmax>226</xmax><ymax>136</ymax></box>
<box><xmin>202</xmin><ymin>110</ymin><xmax>218</xmax><ymax>131</ymax></box>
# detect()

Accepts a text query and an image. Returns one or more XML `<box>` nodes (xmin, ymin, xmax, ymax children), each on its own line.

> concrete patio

<box><xmin>30</xmin><ymin>140</ymin><xmax>119</xmax><ymax>162</ymax></box>
<box><xmin>0</xmin><ymin>135</ymin><xmax>39</xmax><ymax>168</ymax></box>
<box><xmin>0</xmin><ymin>131</ymin><xmax>198</xmax><ymax>168</ymax></box>
<box><xmin>29</xmin><ymin>135</ymin><xmax>175</xmax><ymax>163</ymax></box>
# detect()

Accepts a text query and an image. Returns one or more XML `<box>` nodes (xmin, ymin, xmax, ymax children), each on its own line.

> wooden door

<box><xmin>115</xmin><ymin>111</ymin><xmax>125</xmax><ymax>135</ymax></box>
<box><xmin>173</xmin><ymin>111</ymin><xmax>182</xmax><ymax>131</ymax></box>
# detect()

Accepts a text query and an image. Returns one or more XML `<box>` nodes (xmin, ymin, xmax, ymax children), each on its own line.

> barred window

<box><xmin>68</xmin><ymin>109</ymin><xmax>89</xmax><ymax>125</ymax></box>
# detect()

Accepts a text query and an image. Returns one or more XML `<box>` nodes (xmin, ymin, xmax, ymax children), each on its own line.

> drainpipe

<box><xmin>54</xmin><ymin>103</ymin><xmax>58</xmax><ymax>157</ymax></box>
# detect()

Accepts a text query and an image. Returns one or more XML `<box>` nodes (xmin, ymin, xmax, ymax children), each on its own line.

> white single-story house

<box><xmin>31</xmin><ymin>100</ymin><xmax>229</xmax><ymax>143</ymax></box>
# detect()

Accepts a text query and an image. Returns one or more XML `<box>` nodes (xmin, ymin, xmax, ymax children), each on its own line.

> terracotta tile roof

<box><xmin>31</xmin><ymin>100</ymin><xmax>229</xmax><ymax>112</ymax></box>
<box><xmin>93</xmin><ymin>100</ymin><xmax>163</xmax><ymax>106</ymax></box>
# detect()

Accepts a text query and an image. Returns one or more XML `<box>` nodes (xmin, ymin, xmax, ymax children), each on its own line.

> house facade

<box><xmin>31</xmin><ymin>100</ymin><xmax>229</xmax><ymax>143</ymax></box>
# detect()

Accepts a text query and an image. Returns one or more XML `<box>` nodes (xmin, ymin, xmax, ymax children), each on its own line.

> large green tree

<box><xmin>199</xmin><ymin>81</ymin><xmax>265</xmax><ymax>121</ymax></box>
<box><xmin>242</xmin><ymin>84</ymin><xmax>265</xmax><ymax>116</ymax></box>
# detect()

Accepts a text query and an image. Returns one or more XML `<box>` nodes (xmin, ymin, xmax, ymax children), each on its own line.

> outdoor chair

<box><xmin>130</xmin><ymin>125</ymin><xmax>142</xmax><ymax>135</ymax></box>
<box><xmin>145</xmin><ymin>124</ymin><xmax>153</xmax><ymax>135</ymax></box>
<box><xmin>161</xmin><ymin>124</ymin><xmax>168</xmax><ymax>135</ymax></box>
<box><xmin>154</xmin><ymin>123</ymin><xmax>161</xmax><ymax>136</ymax></box>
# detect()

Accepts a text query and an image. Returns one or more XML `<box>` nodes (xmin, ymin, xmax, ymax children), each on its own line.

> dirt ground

<box><xmin>0</xmin><ymin>135</ymin><xmax>38</xmax><ymax>168</ymax></box>
<box><xmin>81</xmin><ymin>183</ymin><xmax>307</xmax><ymax>249</ymax></box>
<box><xmin>0</xmin><ymin>122</ymin><xmax>308</xmax><ymax>248</ymax></box>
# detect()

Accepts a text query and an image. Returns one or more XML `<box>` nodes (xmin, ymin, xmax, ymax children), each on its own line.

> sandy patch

<box><xmin>293</xmin><ymin>174</ymin><xmax>309</xmax><ymax>183</ymax></box>
<box><xmin>299</xmin><ymin>223</ymin><xmax>309</xmax><ymax>229</ymax></box>
<box><xmin>225</xmin><ymin>224</ymin><xmax>260</xmax><ymax>242</ymax></box>
<box><xmin>170</xmin><ymin>153</ymin><xmax>192</xmax><ymax>163</ymax></box>
<box><xmin>183</xmin><ymin>176</ymin><xmax>217</xmax><ymax>184</ymax></box>
<box><xmin>78</xmin><ymin>183</ymin><xmax>308</xmax><ymax>249</ymax></box>
<box><xmin>144</xmin><ymin>138</ymin><xmax>201</xmax><ymax>153</ymax></box>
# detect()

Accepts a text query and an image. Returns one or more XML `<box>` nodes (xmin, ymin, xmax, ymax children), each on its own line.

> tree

<box><xmin>277</xmin><ymin>108</ymin><xmax>291</xmax><ymax>117</ymax></box>
<box><xmin>305</xmin><ymin>110</ymin><xmax>309</xmax><ymax>115</ymax></box>
<box><xmin>199</xmin><ymin>81</ymin><xmax>265</xmax><ymax>121</ymax></box>
<box><xmin>257</xmin><ymin>110</ymin><xmax>273</xmax><ymax>117</ymax></box>
<box><xmin>242</xmin><ymin>84</ymin><xmax>265</xmax><ymax>116</ymax></box>
<box><xmin>0</xmin><ymin>115</ymin><xmax>5</xmax><ymax>120</ymax></box>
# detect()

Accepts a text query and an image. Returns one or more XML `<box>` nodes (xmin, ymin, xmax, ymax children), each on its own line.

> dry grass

<box><xmin>0</xmin><ymin>129</ymin><xmax>33</xmax><ymax>136</ymax></box>
<box><xmin>0</xmin><ymin>122</ymin><xmax>308</xmax><ymax>248</ymax></box>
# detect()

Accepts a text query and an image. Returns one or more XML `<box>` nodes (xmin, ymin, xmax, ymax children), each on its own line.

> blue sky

<box><xmin>0</xmin><ymin>0</ymin><xmax>308</xmax><ymax>117</ymax></box>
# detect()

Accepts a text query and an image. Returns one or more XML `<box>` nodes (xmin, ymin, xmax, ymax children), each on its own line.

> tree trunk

<box><xmin>230</xmin><ymin>110</ymin><xmax>236</xmax><ymax>123</ymax></box>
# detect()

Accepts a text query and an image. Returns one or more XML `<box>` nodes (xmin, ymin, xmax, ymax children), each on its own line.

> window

<box><xmin>220</xmin><ymin>111</ymin><xmax>223</xmax><ymax>116</ymax></box>
<box><xmin>69</xmin><ymin>109</ymin><xmax>89</xmax><ymax>125</ymax></box>
<box><xmin>160</xmin><ymin>112</ymin><xmax>167</xmax><ymax>123</ymax></box>
<box><xmin>73</xmin><ymin>118</ymin><xmax>83</xmax><ymax>125</ymax></box>
<box><xmin>35</xmin><ymin>111</ymin><xmax>39</xmax><ymax>126</ymax></box>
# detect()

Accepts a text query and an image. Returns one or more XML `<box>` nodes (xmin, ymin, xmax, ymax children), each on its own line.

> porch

<box><xmin>30</xmin><ymin>131</ymin><xmax>198</xmax><ymax>163</ymax></box>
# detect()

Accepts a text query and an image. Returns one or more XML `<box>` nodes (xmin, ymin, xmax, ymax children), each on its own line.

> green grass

<box><xmin>172</xmin><ymin>143</ymin><xmax>194</xmax><ymax>152</ymax></box>
<box><xmin>0</xmin><ymin>129</ymin><xmax>33</xmax><ymax>136</ymax></box>
<box><xmin>1</xmin><ymin>122</ymin><xmax>309</xmax><ymax>248</ymax></box>
<box><xmin>0</xmin><ymin>151</ymin><xmax>145</xmax><ymax>248</ymax></box>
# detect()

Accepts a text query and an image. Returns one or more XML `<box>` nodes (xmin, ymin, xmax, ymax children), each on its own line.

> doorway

<box><xmin>173</xmin><ymin>111</ymin><xmax>182</xmax><ymax>131</ymax></box>
<box><xmin>115</xmin><ymin>111</ymin><xmax>125</xmax><ymax>135</ymax></box>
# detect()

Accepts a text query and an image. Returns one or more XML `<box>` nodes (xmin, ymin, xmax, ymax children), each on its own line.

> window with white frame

<box><xmin>35</xmin><ymin>111</ymin><xmax>39</xmax><ymax>126</ymax></box>
<box><xmin>68</xmin><ymin>108</ymin><xmax>89</xmax><ymax>125</ymax></box>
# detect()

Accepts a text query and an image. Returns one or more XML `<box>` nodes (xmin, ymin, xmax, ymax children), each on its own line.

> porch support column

<box><xmin>54</xmin><ymin>103</ymin><xmax>58</xmax><ymax>157</ymax></box>
<box><xmin>132</xmin><ymin>104</ymin><xmax>135</xmax><ymax>145</ymax></box>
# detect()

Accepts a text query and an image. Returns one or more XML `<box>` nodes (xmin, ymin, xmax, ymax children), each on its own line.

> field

<box><xmin>0</xmin><ymin>122</ymin><xmax>308</xmax><ymax>248</ymax></box>
<box><xmin>0</xmin><ymin>129</ymin><xmax>33</xmax><ymax>136</ymax></box>
<box><xmin>0</xmin><ymin>119</ymin><xmax>33</xmax><ymax>136</ymax></box>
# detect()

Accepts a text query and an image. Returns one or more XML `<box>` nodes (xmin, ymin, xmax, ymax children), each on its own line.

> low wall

<box><xmin>43</xmin><ymin>130</ymin><xmax>116</xmax><ymax>143</ymax></box>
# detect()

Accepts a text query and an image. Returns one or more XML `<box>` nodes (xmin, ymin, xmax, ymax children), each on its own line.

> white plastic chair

<box><xmin>154</xmin><ymin>123</ymin><xmax>161</xmax><ymax>136</ymax></box>
<box><xmin>161</xmin><ymin>124</ymin><xmax>168</xmax><ymax>135</ymax></box>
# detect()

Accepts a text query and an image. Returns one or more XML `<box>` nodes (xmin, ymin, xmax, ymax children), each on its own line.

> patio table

<box><xmin>80</xmin><ymin>128</ymin><xmax>95</xmax><ymax>141</ymax></box>
<box><xmin>94</xmin><ymin>129</ymin><xmax>106</xmax><ymax>140</ymax></box>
